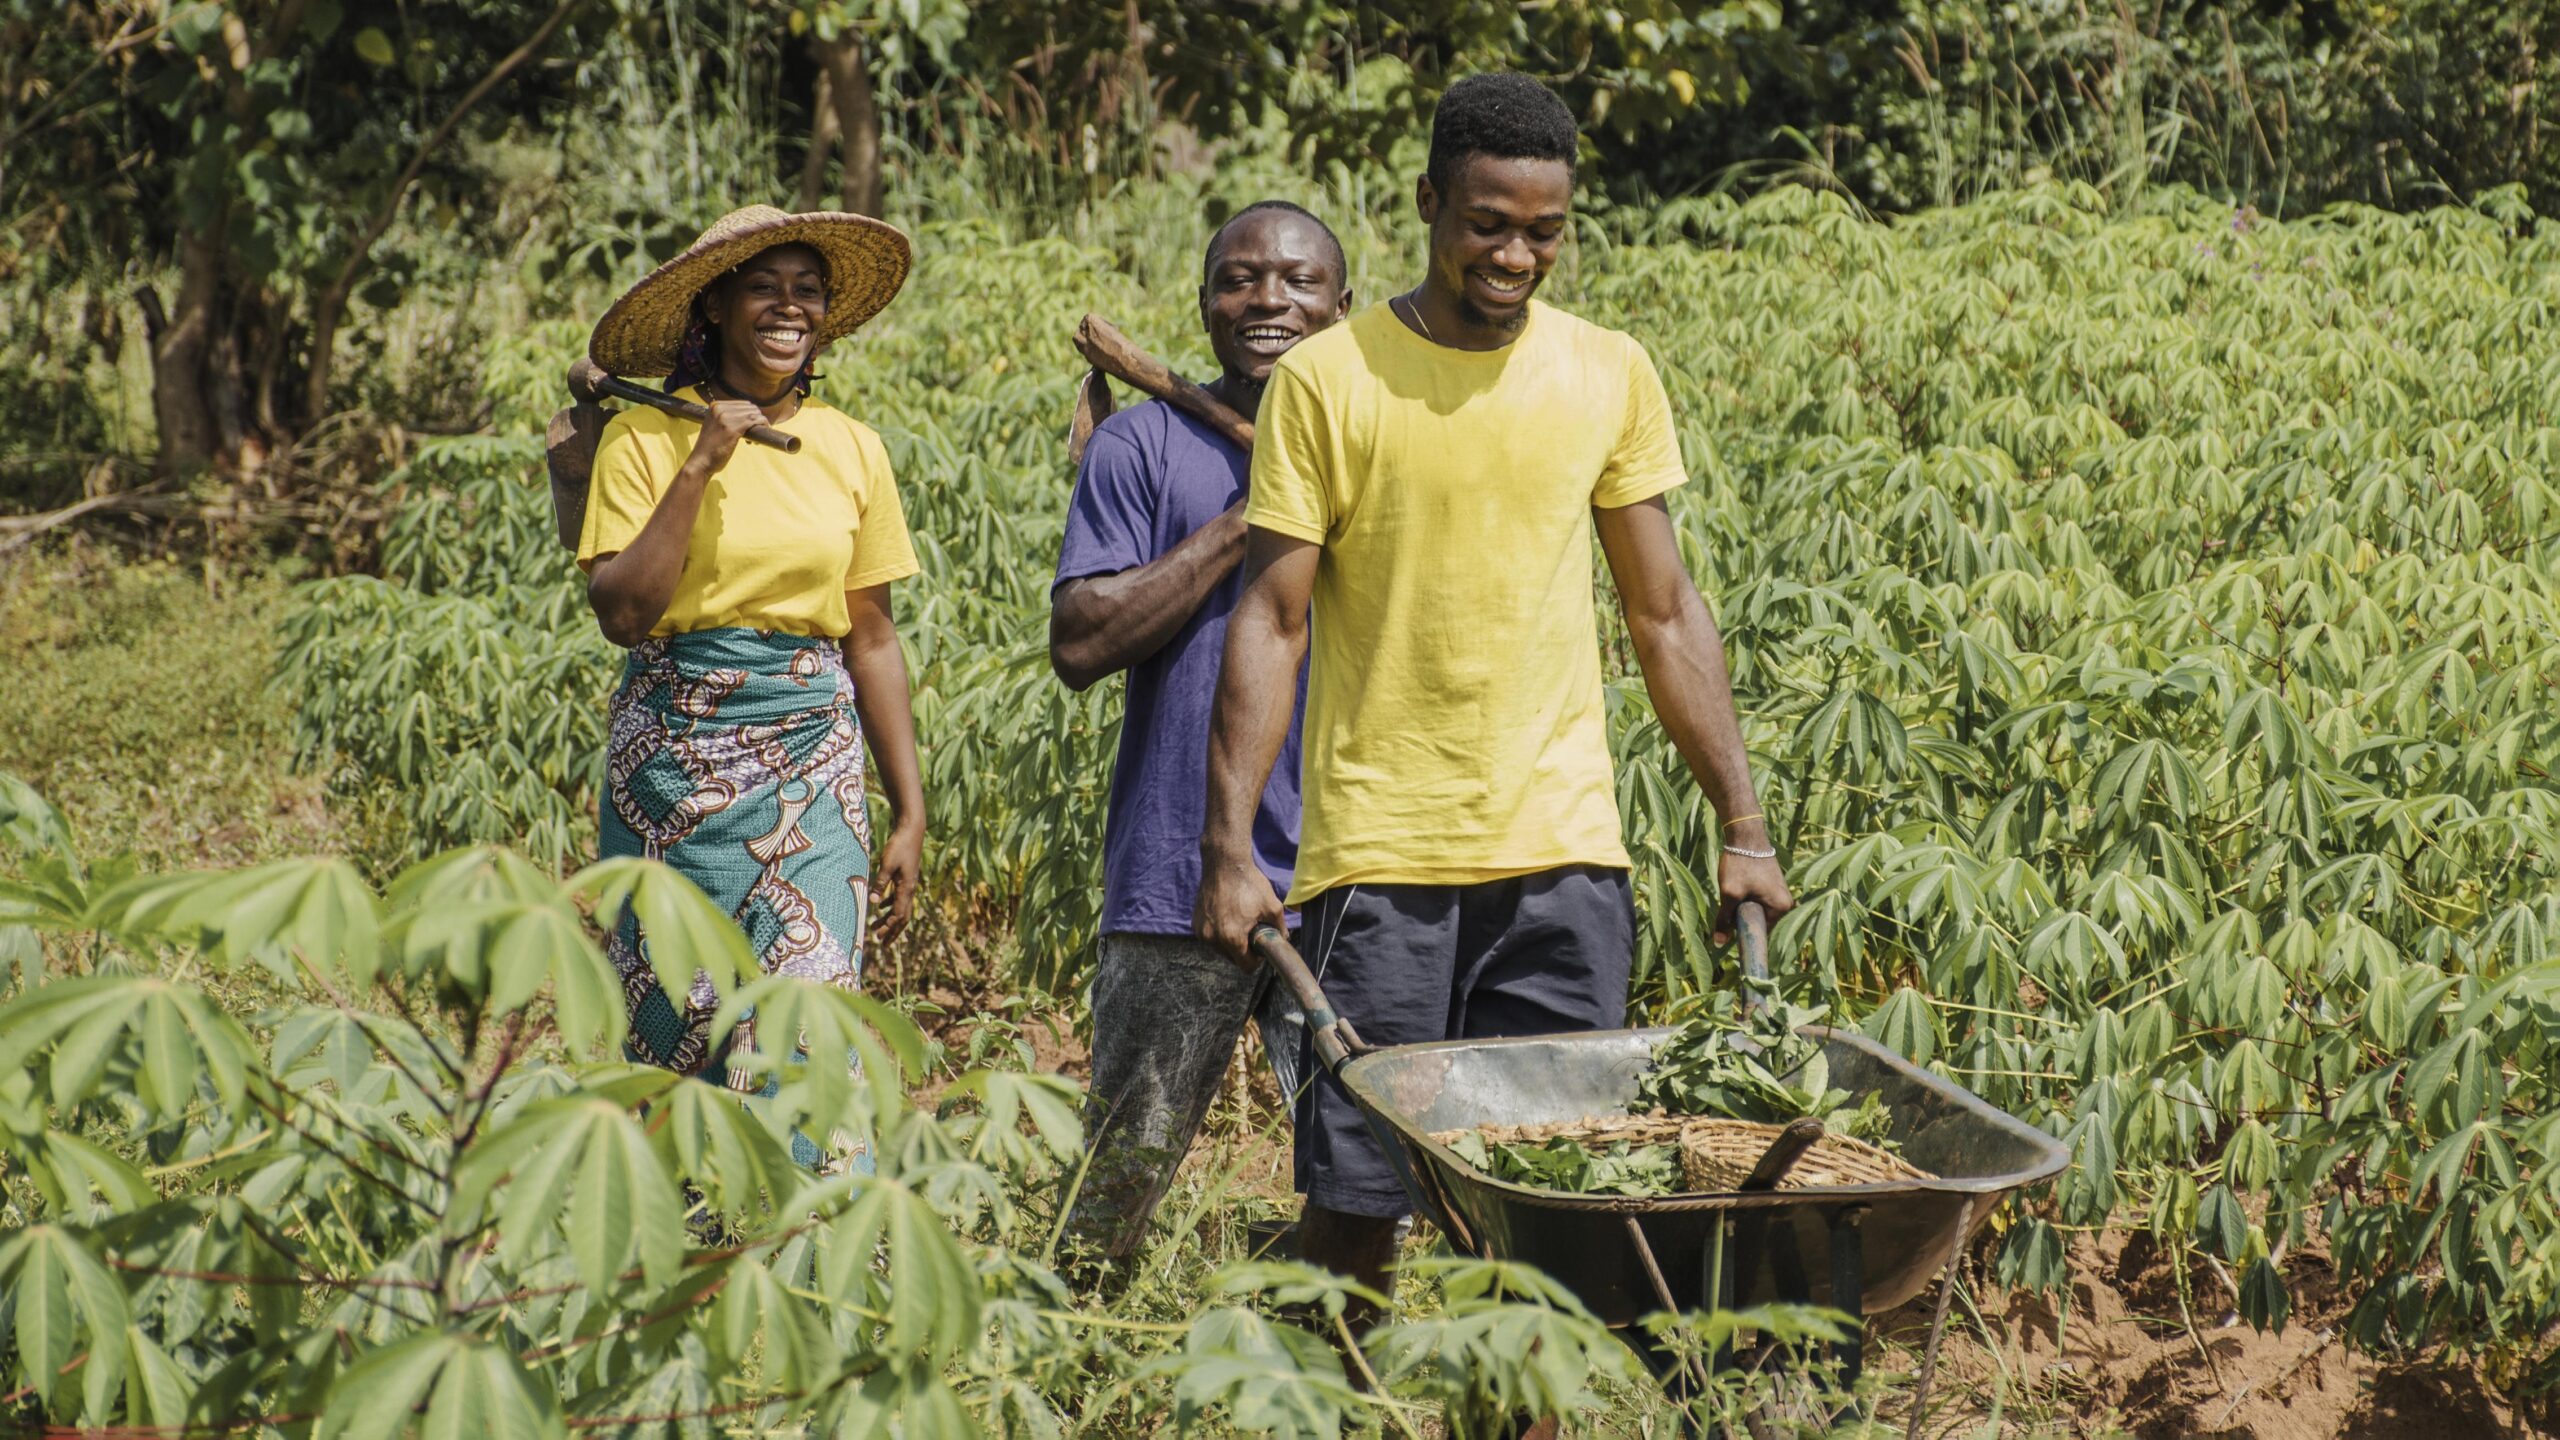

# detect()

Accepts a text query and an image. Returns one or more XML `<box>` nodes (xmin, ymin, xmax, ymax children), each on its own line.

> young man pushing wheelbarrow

<box><xmin>1195</xmin><ymin>72</ymin><xmax>1796</xmax><ymax>1334</ymax></box>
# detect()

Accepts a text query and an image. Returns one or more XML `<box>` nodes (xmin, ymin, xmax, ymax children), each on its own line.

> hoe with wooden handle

<box><xmin>543</xmin><ymin>357</ymin><xmax>802</xmax><ymax>550</ymax></box>
<box><xmin>1068</xmin><ymin>313</ymin><xmax>1255</xmax><ymax>466</ymax></box>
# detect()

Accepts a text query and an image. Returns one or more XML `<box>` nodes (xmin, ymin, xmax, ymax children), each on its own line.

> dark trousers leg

<box><xmin>1066</xmin><ymin>933</ymin><xmax>1267</xmax><ymax>1271</ymax></box>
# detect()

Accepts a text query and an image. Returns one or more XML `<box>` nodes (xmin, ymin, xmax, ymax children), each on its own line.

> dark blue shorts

<box><xmin>1292</xmin><ymin>865</ymin><xmax>1635</xmax><ymax>1219</ymax></box>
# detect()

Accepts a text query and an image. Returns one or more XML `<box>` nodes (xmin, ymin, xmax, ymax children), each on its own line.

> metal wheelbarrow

<box><xmin>1249</xmin><ymin>903</ymin><xmax>2067</xmax><ymax>1428</ymax></box>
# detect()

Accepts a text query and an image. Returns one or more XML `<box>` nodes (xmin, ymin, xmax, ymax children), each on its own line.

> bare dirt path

<box><xmin>1878</xmin><ymin>1231</ymin><xmax>2542</xmax><ymax>1438</ymax></box>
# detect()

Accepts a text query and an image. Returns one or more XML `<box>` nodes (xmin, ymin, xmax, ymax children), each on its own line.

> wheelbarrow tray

<box><xmin>1338</xmin><ymin>1025</ymin><xmax>2067</xmax><ymax>1324</ymax></box>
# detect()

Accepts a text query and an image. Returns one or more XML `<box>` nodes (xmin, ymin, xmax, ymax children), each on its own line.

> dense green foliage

<box><xmin>17</xmin><ymin>0</ymin><xmax>2560</xmax><ymax>1421</ymax></box>
<box><xmin>11</xmin><ymin>0</ymin><xmax>2557</xmax><ymax>497</ymax></box>
<box><xmin>6</xmin><ymin>776</ymin><xmax>1889</xmax><ymax>1435</ymax></box>
<box><xmin>1614</xmin><ymin>180</ymin><xmax>2560</xmax><ymax>1373</ymax></box>
<box><xmin>283</xmin><ymin>176</ymin><xmax>2560</xmax><ymax>1392</ymax></box>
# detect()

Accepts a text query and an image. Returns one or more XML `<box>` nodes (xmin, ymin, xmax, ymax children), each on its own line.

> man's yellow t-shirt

<box><xmin>576</xmin><ymin>389</ymin><xmax>920</xmax><ymax>638</ymax></box>
<box><xmin>1245</xmin><ymin>300</ymin><xmax>1688</xmax><ymax>903</ymax></box>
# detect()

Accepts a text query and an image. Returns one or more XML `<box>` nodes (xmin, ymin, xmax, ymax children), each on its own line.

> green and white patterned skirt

<box><xmin>600</xmin><ymin>626</ymin><xmax>874</xmax><ymax>1173</ymax></box>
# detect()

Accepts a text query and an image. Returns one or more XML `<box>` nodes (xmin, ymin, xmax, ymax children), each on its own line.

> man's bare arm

<box><xmin>1194</xmin><ymin>527</ymin><xmax>1320</xmax><ymax>960</ymax></box>
<box><xmin>1595</xmin><ymin>496</ymin><xmax>1793</xmax><ymax>942</ymax></box>
<box><xmin>1049</xmin><ymin>502</ymin><xmax>1247</xmax><ymax>690</ymax></box>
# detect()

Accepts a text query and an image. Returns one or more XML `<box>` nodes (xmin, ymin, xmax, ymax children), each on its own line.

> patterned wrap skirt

<box><xmin>601</xmin><ymin>627</ymin><xmax>874</xmax><ymax>1173</ymax></box>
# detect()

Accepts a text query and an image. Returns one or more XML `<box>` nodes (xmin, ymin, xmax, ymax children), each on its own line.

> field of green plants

<box><xmin>5</xmin><ymin>171</ymin><xmax>2559</xmax><ymax>1434</ymax></box>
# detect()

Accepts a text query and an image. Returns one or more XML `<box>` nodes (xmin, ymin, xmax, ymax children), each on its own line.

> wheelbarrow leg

<box><xmin>1903</xmin><ymin>1197</ymin><xmax>1974</xmax><ymax>1440</ymax></box>
<box><xmin>1619</xmin><ymin>1215</ymin><xmax>1711</xmax><ymax>1436</ymax></box>
<box><xmin>1827</xmin><ymin>1205</ymin><xmax>1867</xmax><ymax>1385</ymax></box>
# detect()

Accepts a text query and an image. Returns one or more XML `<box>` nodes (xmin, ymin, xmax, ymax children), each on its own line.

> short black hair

<box><xmin>1426</xmin><ymin>72</ymin><xmax>1579</xmax><ymax>190</ymax></box>
<box><xmin>1203</xmin><ymin>199</ymin><xmax>1347</xmax><ymax>287</ymax></box>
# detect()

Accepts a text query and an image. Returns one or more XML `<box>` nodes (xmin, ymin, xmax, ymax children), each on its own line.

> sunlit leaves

<box><xmin>709</xmin><ymin>976</ymin><xmax>926</xmax><ymax>1154</ymax></box>
<box><xmin>453</xmin><ymin>1081</ymin><xmax>686</xmax><ymax>1295</ymax></box>
<box><xmin>649</xmin><ymin>1074</ymin><xmax>802</xmax><ymax>1224</ymax></box>
<box><xmin>1151</xmin><ymin>1308</ymin><xmax>1353</xmax><ymax>1440</ymax></box>
<box><xmin>386</xmin><ymin>847</ymin><xmax>620</xmax><ymax>1049</ymax></box>
<box><xmin>0</xmin><ymin>1226</ymin><xmax>129</xmax><ymax>1415</ymax></box>
<box><xmin>1367</xmin><ymin>1258</ymin><xmax>1638</xmax><ymax>1429</ymax></box>
<box><xmin>0</xmin><ymin>975</ymin><xmax>255</xmax><ymax>1114</ymax></box>
<box><xmin>938</xmin><ymin>1068</ymin><xmax>1084</xmax><ymax>1174</ymax></box>
<box><xmin>712</xmin><ymin>1255</ymin><xmax>840</xmax><ymax>1391</ymax></box>
<box><xmin>569</xmin><ymin>858</ymin><xmax>753</xmax><ymax>1023</ymax></box>
<box><xmin>1863</xmin><ymin>985</ymin><xmax>1938</xmax><ymax>1063</ymax></box>
<box><xmin>816</xmin><ymin>1175</ymin><xmax>983</xmax><ymax>1372</ymax></box>
<box><xmin>93</xmin><ymin>858</ymin><xmax>382</xmax><ymax>987</ymax></box>
<box><xmin>2197</xmin><ymin>1184</ymin><xmax>2250</xmax><ymax>1260</ymax></box>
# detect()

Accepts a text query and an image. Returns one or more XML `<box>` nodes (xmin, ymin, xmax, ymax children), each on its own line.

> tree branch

<box><xmin>301</xmin><ymin>0</ymin><xmax>587</xmax><ymax>424</ymax></box>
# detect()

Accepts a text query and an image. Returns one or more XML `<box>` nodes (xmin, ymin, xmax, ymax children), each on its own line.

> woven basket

<box><xmin>1674</xmin><ymin>1118</ymin><xmax>1929</xmax><ymax>1191</ymax></box>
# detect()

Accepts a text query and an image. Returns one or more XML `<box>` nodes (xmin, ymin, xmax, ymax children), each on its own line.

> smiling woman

<box><xmin>572</xmin><ymin>205</ymin><xmax>929</xmax><ymax>1173</ymax></box>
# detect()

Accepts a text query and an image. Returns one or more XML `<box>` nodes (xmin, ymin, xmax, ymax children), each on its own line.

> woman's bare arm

<box><xmin>585</xmin><ymin>400</ymin><xmax>767</xmax><ymax>646</ymax></box>
<box><xmin>842</xmin><ymin>582</ymin><xmax>925</xmax><ymax>943</ymax></box>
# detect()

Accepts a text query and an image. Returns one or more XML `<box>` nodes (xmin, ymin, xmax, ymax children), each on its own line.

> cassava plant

<box><xmin>283</xmin><ymin>171</ymin><xmax>2560</xmax><ymax>1388</ymax></box>
<box><xmin>0</xmin><ymin>774</ymin><xmax>1782</xmax><ymax>1435</ymax></box>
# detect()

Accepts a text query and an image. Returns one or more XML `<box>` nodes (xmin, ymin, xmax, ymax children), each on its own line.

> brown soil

<box><xmin>1877</xmin><ymin>1229</ymin><xmax>2546</xmax><ymax>1439</ymax></box>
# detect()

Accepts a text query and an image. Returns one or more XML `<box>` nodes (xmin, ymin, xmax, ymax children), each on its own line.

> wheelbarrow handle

<box><xmin>1249</xmin><ymin>924</ymin><xmax>1367</xmax><ymax>1074</ymax></box>
<box><xmin>1737</xmin><ymin>898</ymin><xmax>1772</xmax><ymax>1008</ymax></box>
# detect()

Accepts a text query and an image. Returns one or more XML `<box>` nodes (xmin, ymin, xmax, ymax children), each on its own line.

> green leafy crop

<box><xmin>278</xmin><ymin>173</ymin><xmax>2560</xmax><ymax>1386</ymax></box>
<box><xmin>1</xmin><ymin>777</ymin><xmax>1765</xmax><ymax>1434</ymax></box>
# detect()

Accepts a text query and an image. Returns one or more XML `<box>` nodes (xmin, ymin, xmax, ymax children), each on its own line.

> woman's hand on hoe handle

<box><xmin>686</xmin><ymin>398</ymin><xmax>771</xmax><ymax>477</ymax></box>
<box><xmin>587</xmin><ymin>404</ymin><xmax>767</xmax><ymax>645</ymax></box>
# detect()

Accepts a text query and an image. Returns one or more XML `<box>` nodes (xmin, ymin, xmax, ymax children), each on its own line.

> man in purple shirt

<box><xmin>1050</xmin><ymin>201</ymin><xmax>1351</xmax><ymax>1274</ymax></box>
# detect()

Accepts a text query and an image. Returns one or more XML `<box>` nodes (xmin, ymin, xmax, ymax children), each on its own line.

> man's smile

<box><xmin>1235</xmin><ymin>322</ymin><xmax>1301</xmax><ymax>355</ymax></box>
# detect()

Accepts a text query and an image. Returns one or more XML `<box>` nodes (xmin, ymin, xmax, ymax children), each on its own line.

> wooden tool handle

<box><xmin>1074</xmin><ymin>313</ymin><xmax>1255</xmax><ymax>451</ymax></box>
<box><xmin>1739</xmin><ymin>1116</ymin><xmax>1828</xmax><ymax>1191</ymax></box>
<box><xmin>1738</xmin><ymin>900</ymin><xmax>1770</xmax><ymax>982</ymax></box>
<box><xmin>591</xmin><ymin>371</ymin><xmax>801</xmax><ymax>454</ymax></box>
<box><xmin>567</xmin><ymin>360</ymin><xmax>801</xmax><ymax>454</ymax></box>
<box><xmin>1250</xmin><ymin>924</ymin><xmax>1366</xmax><ymax>1072</ymax></box>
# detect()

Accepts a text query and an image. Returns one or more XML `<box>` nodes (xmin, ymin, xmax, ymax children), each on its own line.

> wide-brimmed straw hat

<box><xmin>587</xmin><ymin>205</ymin><xmax>911</xmax><ymax>378</ymax></box>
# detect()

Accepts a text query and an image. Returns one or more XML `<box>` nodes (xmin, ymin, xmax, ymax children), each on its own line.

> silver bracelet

<box><xmin>1723</xmin><ymin>844</ymin><xmax>1777</xmax><ymax>860</ymax></box>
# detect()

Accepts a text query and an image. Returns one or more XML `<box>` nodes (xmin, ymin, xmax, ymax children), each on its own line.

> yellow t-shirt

<box><xmin>1245</xmin><ymin>300</ymin><xmax>1689</xmax><ymax>902</ymax></box>
<box><xmin>575</xmin><ymin>389</ymin><xmax>920</xmax><ymax>638</ymax></box>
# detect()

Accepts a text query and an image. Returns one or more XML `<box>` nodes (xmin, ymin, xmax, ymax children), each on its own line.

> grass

<box><xmin>0</xmin><ymin>543</ymin><xmax>405</xmax><ymax>875</ymax></box>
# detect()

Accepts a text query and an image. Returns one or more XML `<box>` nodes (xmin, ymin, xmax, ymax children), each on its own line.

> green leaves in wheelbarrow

<box><xmin>1441</xmin><ymin>1130</ymin><xmax>1682</xmax><ymax>1197</ymax></box>
<box><xmin>1636</xmin><ymin>995</ymin><xmax>1893</xmax><ymax>1143</ymax></box>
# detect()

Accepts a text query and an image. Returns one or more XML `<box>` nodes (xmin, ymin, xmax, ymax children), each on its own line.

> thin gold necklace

<box><xmin>1394</xmin><ymin>290</ymin><xmax>1434</xmax><ymax>344</ymax></box>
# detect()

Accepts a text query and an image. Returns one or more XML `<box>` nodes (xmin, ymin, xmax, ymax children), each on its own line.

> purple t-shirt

<box><xmin>1055</xmin><ymin>400</ymin><xmax>1305</xmax><ymax>936</ymax></box>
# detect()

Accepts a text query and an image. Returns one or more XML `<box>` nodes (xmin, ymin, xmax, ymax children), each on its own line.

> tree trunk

<box><xmin>815</xmin><ymin>33</ymin><xmax>882</xmax><ymax>216</ymax></box>
<box><xmin>203</xmin><ymin>307</ymin><xmax>266</xmax><ymax>483</ymax></box>
<box><xmin>795</xmin><ymin>63</ymin><xmax>839</xmax><ymax>213</ymax></box>
<box><xmin>138</xmin><ymin>228</ymin><xmax>225</xmax><ymax>478</ymax></box>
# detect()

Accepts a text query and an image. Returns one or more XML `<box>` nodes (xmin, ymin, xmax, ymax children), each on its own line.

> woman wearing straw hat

<box><xmin>578</xmin><ymin>205</ymin><xmax>921</xmax><ymax>1172</ymax></box>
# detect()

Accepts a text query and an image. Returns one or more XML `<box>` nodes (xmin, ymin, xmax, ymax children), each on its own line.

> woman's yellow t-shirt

<box><xmin>575</xmin><ymin>389</ymin><xmax>920</xmax><ymax>638</ymax></box>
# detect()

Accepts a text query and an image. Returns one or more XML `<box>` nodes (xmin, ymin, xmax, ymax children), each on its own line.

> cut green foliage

<box><xmin>1441</xmin><ymin>1130</ymin><xmax>1684</xmax><ymax>1198</ymax></box>
<box><xmin>1637</xmin><ymin>996</ymin><xmax>1893</xmax><ymax>1144</ymax></box>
